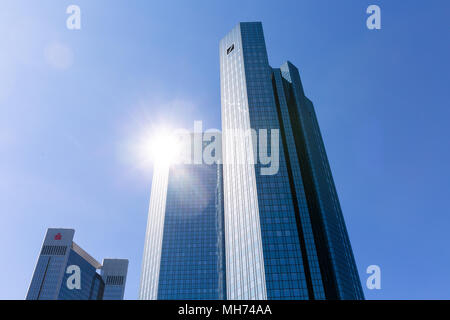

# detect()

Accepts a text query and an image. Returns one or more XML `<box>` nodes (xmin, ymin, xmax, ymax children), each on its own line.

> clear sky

<box><xmin>1</xmin><ymin>0</ymin><xmax>449</xmax><ymax>300</ymax></box>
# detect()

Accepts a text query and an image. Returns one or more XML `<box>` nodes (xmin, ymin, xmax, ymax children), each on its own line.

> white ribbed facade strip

<box><xmin>139</xmin><ymin>163</ymin><xmax>169</xmax><ymax>300</ymax></box>
<box><xmin>220</xmin><ymin>23</ymin><xmax>267</xmax><ymax>300</ymax></box>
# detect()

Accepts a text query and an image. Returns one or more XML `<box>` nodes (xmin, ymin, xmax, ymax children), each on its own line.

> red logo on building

<box><xmin>54</xmin><ymin>233</ymin><xmax>62</xmax><ymax>240</ymax></box>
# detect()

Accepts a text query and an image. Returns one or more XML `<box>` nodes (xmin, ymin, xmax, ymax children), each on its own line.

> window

<box><xmin>227</xmin><ymin>44</ymin><xmax>235</xmax><ymax>55</ymax></box>
<box><xmin>41</xmin><ymin>245</ymin><xmax>67</xmax><ymax>256</ymax></box>
<box><xmin>106</xmin><ymin>275</ymin><xmax>124</xmax><ymax>286</ymax></box>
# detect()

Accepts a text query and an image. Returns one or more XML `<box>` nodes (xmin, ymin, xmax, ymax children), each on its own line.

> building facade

<box><xmin>139</xmin><ymin>22</ymin><xmax>363</xmax><ymax>300</ymax></box>
<box><xmin>101</xmin><ymin>259</ymin><xmax>129</xmax><ymax>300</ymax></box>
<box><xmin>219</xmin><ymin>22</ymin><xmax>364</xmax><ymax>300</ymax></box>
<box><xmin>26</xmin><ymin>228</ymin><xmax>128</xmax><ymax>300</ymax></box>
<box><xmin>139</xmin><ymin>135</ymin><xmax>226</xmax><ymax>300</ymax></box>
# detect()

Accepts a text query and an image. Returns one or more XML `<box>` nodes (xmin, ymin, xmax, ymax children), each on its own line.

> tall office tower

<box><xmin>220</xmin><ymin>22</ymin><xmax>364</xmax><ymax>300</ymax></box>
<box><xmin>139</xmin><ymin>134</ymin><xmax>226</xmax><ymax>300</ymax></box>
<box><xmin>26</xmin><ymin>228</ymin><xmax>128</xmax><ymax>300</ymax></box>
<box><xmin>101</xmin><ymin>259</ymin><xmax>129</xmax><ymax>300</ymax></box>
<box><xmin>26</xmin><ymin>228</ymin><xmax>104</xmax><ymax>300</ymax></box>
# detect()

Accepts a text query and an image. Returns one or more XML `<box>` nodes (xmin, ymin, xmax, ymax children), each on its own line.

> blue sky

<box><xmin>1</xmin><ymin>0</ymin><xmax>449</xmax><ymax>300</ymax></box>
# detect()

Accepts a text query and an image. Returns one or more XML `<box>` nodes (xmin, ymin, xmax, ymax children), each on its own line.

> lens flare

<box><xmin>148</xmin><ymin>129</ymin><xmax>182</xmax><ymax>166</ymax></box>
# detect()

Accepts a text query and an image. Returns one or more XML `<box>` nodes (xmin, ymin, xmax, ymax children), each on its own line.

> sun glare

<box><xmin>148</xmin><ymin>130</ymin><xmax>182</xmax><ymax>166</ymax></box>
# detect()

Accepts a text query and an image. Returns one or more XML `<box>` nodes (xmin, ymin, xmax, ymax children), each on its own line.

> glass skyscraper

<box><xmin>140</xmin><ymin>22</ymin><xmax>363</xmax><ymax>300</ymax></box>
<box><xmin>26</xmin><ymin>228</ymin><xmax>128</xmax><ymax>300</ymax></box>
<box><xmin>139</xmin><ymin>135</ymin><xmax>226</xmax><ymax>300</ymax></box>
<box><xmin>101</xmin><ymin>259</ymin><xmax>129</xmax><ymax>300</ymax></box>
<box><xmin>220</xmin><ymin>22</ymin><xmax>364</xmax><ymax>300</ymax></box>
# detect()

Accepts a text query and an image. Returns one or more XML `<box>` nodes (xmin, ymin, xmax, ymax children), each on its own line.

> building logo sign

<box><xmin>54</xmin><ymin>233</ymin><xmax>62</xmax><ymax>240</ymax></box>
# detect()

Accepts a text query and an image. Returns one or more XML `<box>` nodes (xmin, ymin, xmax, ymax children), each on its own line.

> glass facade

<box><xmin>101</xmin><ymin>259</ymin><xmax>129</xmax><ymax>300</ymax></box>
<box><xmin>140</xmin><ymin>140</ymin><xmax>226</xmax><ymax>300</ymax></box>
<box><xmin>26</xmin><ymin>228</ymin><xmax>127</xmax><ymax>300</ymax></box>
<box><xmin>27</xmin><ymin>253</ymin><xmax>69</xmax><ymax>300</ymax></box>
<box><xmin>140</xmin><ymin>22</ymin><xmax>363</xmax><ymax>301</ymax></box>
<box><xmin>157</xmin><ymin>164</ymin><xmax>225</xmax><ymax>299</ymax></box>
<box><xmin>220</xmin><ymin>22</ymin><xmax>267</xmax><ymax>300</ymax></box>
<box><xmin>278</xmin><ymin>62</ymin><xmax>365</xmax><ymax>299</ymax></box>
<box><xmin>27</xmin><ymin>229</ymin><xmax>75</xmax><ymax>300</ymax></box>
<box><xmin>139</xmin><ymin>163</ymin><xmax>170</xmax><ymax>300</ymax></box>
<box><xmin>220</xmin><ymin>22</ymin><xmax>364</xmax><ymax>300</ymax></box>
<box><xmin>58</xmin><ymin>250</ymin><xmax>104</xmax><ymax>300</ymax></box>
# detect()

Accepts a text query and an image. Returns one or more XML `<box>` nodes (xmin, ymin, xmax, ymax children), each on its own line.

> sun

<box><xmin>148</xmin><ymin>129</ymin><xmax>182</xmax><ymax>166</ymax></box>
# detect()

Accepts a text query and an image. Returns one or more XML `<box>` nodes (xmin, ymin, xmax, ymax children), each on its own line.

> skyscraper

<box><xmin>139</xmin><ymin>134</ymin><xmax>226</xmax><ymax>300</ymax></box>
<box><xmin>26</xmin><ymin>228</ymin><xmax>128</xmax><ymax>300</ymax></box>
<box><xmin>101</xmin><ymin>259</ymin><xmax>129</xmax><ymax>300</ymax></box>
<box><xmin>139</xmin><ymin>22</ymin><xmax>363</xmax><ymax>300</ymax></box>
<box><xmin>220</xmin><ymin>22</ymin><xmax>364</xmax><ymax>300</ymax></box>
